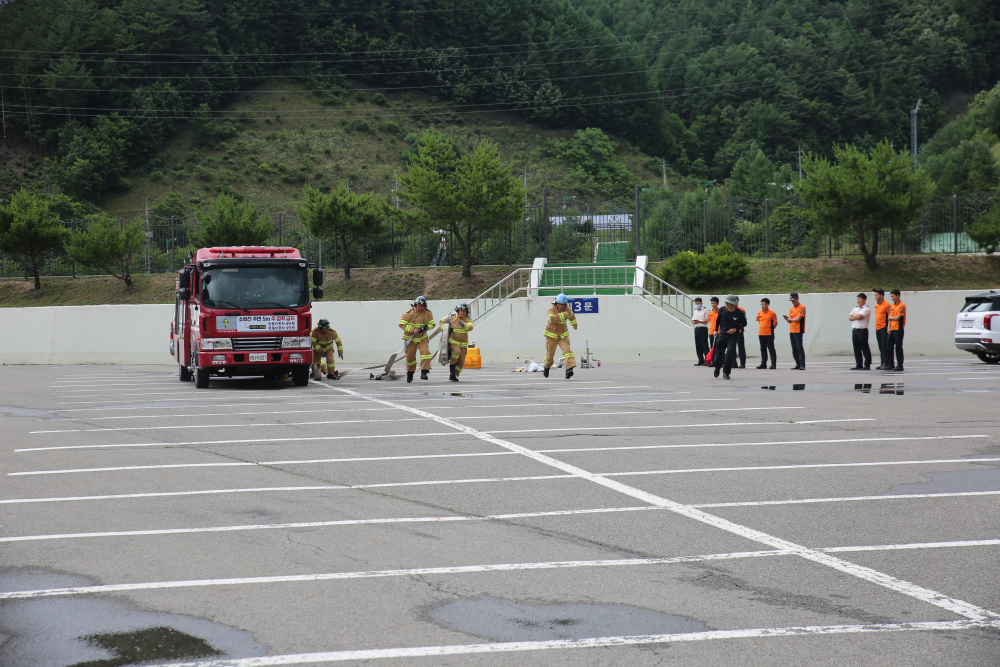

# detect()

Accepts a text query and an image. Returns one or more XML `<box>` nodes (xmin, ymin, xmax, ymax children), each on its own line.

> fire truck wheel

<box><xmin>291</xmin><ymin>367</ymin><xmax>310</xmax><ymax>386</ymax></box>
<box><xmin>194</xmin><ymin>366</ymin><xmax>211</xmax><ymax>388</ymax></box>
<box><xmin>179</xmin><ymin>363</ymin><xmax>192</xmax><ymax>382</ymax></box>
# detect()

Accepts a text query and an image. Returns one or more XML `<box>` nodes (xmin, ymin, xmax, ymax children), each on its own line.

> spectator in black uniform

<box><xmin>713</xmin><ymin>295</ymin><xmax>748</xmax><ymax>380</ymax></box>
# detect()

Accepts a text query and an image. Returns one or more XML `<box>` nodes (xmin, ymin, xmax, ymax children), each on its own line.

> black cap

<box><xmin>789</xmin><ymin>292</ymin><xmax>799</xmax><ymax>300</ymax></box>
<box><xmin>890</xmin><ymin>289</ymin><xmax>900</xmax><ymax>296</ymax></box>
<box><xmin>872</xmin><ymin>288</ymin><xmax>884</xmax><ymax>295</ymax></box>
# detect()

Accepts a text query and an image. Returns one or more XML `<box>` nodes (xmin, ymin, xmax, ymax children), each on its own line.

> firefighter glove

<box><xmin>338</xmin><ymin>352</ymin><xmax>343</xmax><ymax>360</ymax></box>
<box><xmin>418</xmin><ymin>325</ymin><xmax>428</xmax><ymax>333</ymax></box>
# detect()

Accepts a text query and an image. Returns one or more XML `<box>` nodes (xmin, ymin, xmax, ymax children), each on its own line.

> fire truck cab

<box><xmin>174</xmin><ymin>246</ymin><xmax>324</xmax><ymax>388</ymax></box>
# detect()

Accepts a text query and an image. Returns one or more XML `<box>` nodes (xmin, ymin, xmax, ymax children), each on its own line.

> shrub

<box><xmin>371</xmin><ymin>93</ymin><xmax>388</xmax><ymax>106</ymax></box>
<box><xmin>195</xmin><ymin>166</ymin><xmax>213</xmax><ymax>182</ymax></box>
<box><xmin>149</xmin><ymin>170</ymin><xmax>164</xmax><ymax>183</ymax></box>
<box><xmin>377</xmin><ymin>121</ymin><xmax>401</xmax><ymax>134</ymax></box>
<box><xmin>662</xmin><ymin>240</ymin><xmax>750</xmax><ymax>288</ymax></box>
<box><xmin>354</xmin><ymin>91</ymin><xmax>367</xmax><ymax>102</ymax></box>
<box><xmin>344</xmin><ymin>119</ymin><xmax>372</xmax><ymax>133</ymax></box>
<box><xmin>966</xmin><ymin>209</ymin><xmax>1000</xmax><ymax>254</ymax></box>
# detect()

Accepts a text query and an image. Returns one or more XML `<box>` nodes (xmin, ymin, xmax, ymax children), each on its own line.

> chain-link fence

<box><xmin>1</xmin><ymin>193</ymin><xmax>995</xmax><ymax>279</ymax></box>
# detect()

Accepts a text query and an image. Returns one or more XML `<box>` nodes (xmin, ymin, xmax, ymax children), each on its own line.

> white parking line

<box><xmin>5</xmin><ymin>535</ymin><xmax>1000</xmax><ymax>600</ymax></box>
<box><xmin>13</xmin><ymin>420</ymin><xmax>821</xmax><ymax>453</ymax></box>
<box><xmin>43</xmin><ymin>398</ymin><xmax>729</xmax><ymax>421</ymax></box>
<box><xmin>324</xmin><ymin>382</ymin><xmax>996</xmax><ymax>622</ymax></box>
<box><xmin>30</xmin><ymin>407</ymin><xmax>802</xmax><ymax>433</ymax></box>
<box><xmin>6</xmin><ymin>436</ymin><xmax>989</xmax><ymax>496</ymax></box>
<box><xmin>693</xmin><ymin>490</ymin><xmax>1000</xmax><ymax>508</ymax></box>
<box><xmin>147</xmin><ymin>620</ymin><xmax>1000</xmax><ymax>665</ymax></box>
<box><xmin>0</xmin><ymin>550</ymin><xmax>788</xmax><ymax>599</ymax></box>
<box><xmin>15</xmin><ymin>455</ymin><xmax>998</xmax><ymax>479</ymax></box>
<box><xmin>8</xmin><ymin>489</ymin><xmax>1000</xmax><ymax>541</ymax></box>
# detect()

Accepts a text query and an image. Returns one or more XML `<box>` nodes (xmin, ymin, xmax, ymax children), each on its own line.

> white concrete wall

<box><xmin>0</xmin><ymin>289</ymin><xmax>993</xmax><ymax>365</ymax></box>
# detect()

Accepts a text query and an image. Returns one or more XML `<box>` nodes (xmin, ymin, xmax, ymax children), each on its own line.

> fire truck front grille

<box><xmin>232</xmin><ymin>337</ymin><xmax>282</xmax><ymax>351</ymax></box>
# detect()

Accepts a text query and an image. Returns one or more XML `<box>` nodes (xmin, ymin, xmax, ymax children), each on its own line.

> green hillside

<box><xmin>95</xmin><ymin>82</ymin><xmax>666</xmax><ymax>217</ymax></box>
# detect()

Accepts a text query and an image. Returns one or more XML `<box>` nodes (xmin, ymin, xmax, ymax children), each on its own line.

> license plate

<box><xmin>249</xmin><ymin>353</ymin><xmax>267</xmax><ymax>362</ymax></box>
<box><xmin>961</xmin><ymin>320</ymin><xmax>974</xmax><ymax>328</ymax></box>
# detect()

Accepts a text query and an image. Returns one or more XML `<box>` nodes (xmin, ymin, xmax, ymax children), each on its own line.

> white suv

<box><xmin>954</xmin><ymin>291</ymin><xmax>1000</xmax><ymax>364</ymax></box>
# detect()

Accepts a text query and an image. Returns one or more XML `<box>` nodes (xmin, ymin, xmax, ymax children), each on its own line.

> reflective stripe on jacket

<box><xmin>311</xmin><ymin>327</ymin><xmax>342</xmax><ymax>352</ymax></box>
<box><xmin>543</xmin><ymin>305</ymin><xmax>577</xmax><ymax>339</ymax></box>
<box><xmin>399</xmin><ymin>308</ymin><xmax>436</xmax><ymax>341</ymax></box>
<box><xmin>441</xmin><ymin>314</ymin><xmax>474</xmax><ymax>345</ymax></box>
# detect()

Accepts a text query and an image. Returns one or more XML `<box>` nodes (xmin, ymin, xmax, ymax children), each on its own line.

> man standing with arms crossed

<box><xmin>692</xmin><ymin>298</ymin><xmax>710</xmax><ymax>366</ymax></box>
<box><xmin>872</xmin><ymin>288</ymin><xmax>891</xmax><ymax>370</ymax></box>
<box><xmin>887</xmin><ymin>289</ymin><xmax>907</xmax><ymax>372</ymax></box>
<box><xmin>849</xmin><ymin>293</ymin><xmax>872</xmax><ymax>370</ymax></box>
<box><xmin>784</xmin><ymin>292</ymin><xmax>806</xmax><ymax>370</ymax></box>
<box><xmin>756</xmin><ymin>298</ymin><xmax>778</xmax><ymax>369</ymax></box>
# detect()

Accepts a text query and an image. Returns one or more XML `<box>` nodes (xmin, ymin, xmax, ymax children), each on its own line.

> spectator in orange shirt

<box><xmin>755</xmin><ymin>298</ymin><xmax>779</xmax><ymax>369</ymax></box>
<box><xmin>887</xmin><ymin>289</ymin><xmax>907</xmax><ymax>372</ymax></box>
<box><xmin>707</xmin><ymin>296</ymin><xmax>720</xmax><ymax>336</ymax></box>
<box><xmin>872</xmin><ymin>288</ymin><xmax>892</xmax><ymax>370</ymax></box>
<box><xmin>783</xmin><ymin>292</ymin><xmax>806</xmax><ymax>370</ymax></box>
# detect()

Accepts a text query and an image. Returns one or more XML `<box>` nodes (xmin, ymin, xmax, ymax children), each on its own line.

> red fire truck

<box><xmin>172</xmin><ymin>246</ymin><xmax>324</xmax><ymax>388</ymax></box>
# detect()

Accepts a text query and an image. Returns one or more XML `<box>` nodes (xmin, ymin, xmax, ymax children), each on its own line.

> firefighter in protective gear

<box><xmin>311</xmin><ymin>318</ymin><xmax>343</xmax><ymax>380</ymax></box>
<box><xmin>441</xmin><ymin>303</ymin><xmax>474</xmax><ymax>382</ymax></box>
<box><xmin>543</xmin><ymin>293</ymin><xmax>578</xmax><ymax>379</ymax></box>
<box><xmin>399</xmin><ymin>295</ymin><xmax>435</xmax><ymax>382</ymax></box>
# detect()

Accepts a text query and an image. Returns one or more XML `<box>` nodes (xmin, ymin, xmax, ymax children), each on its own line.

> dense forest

<box><xmin>0</xmin><ymin>0</ymin><xmax>998</xmax><ymax>207</ymax></box>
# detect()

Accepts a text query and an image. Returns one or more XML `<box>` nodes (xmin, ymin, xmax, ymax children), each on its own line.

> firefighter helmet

<box><xmin>455</xmin><ymin>302</ymin><xmax>470</xmax><ymax>314</ymax></box>
<box><xmin>317</xmin><ymin>318</ymin><xmax>330</xmax><ymax>328</ymax></box>
<box><xmin>412</xmin><ymin>295</ymin><xmax>428</xmax><ymax>307</ymax></box>
<box><xmin>554</xmin><ymin>293</ymin><xmax>569</xmax><ymax>305</ymax></box>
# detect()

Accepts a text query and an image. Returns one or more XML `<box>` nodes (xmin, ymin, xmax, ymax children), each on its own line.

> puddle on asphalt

<box><xmin>427</xmin><ymin>597</ymin><xmax>710</xmax><ymax>642</ymax></box>
<box><xmin>0</xmin><ymin>569</ymin><xmax>266</xmax><ymax>667</ymax></box>
<box><xmin>880</xmin><ymin>455</ymin><xmax>1000</xmax><ymax>496</ymax></box>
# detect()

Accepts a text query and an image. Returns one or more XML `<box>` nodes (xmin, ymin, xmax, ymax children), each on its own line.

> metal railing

<box><xmin>465</xmin><ymin>265</ymin><xmax>694</xmax><ymax>328</ymax></box>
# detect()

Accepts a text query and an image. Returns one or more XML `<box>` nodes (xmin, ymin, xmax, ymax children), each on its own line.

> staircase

<box><xmin>465</xmin><ymin>257</ymin><xmax>694</xmax><ymax>328</ymax></box>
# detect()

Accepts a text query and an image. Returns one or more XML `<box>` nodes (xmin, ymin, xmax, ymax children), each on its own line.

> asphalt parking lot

<box><xmin>1</xmin><ymin>357</ymin><xmax>999</xmax><ymax>666</ymax></box>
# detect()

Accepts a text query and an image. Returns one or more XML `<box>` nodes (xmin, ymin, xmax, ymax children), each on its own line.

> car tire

<box><xmin>194</xmin><ymin>362</ymin><xmax>211</xmax><ymax>388</ymax></box>
<box><xmin>291</xmin><ymin>367</ymin><xmax>310</xmax><ymax>386</ymax></box>
<box><xmin>179</xmin><ymin>362</ymin><xmax>192</xmax><ymax>382</ymax></box>
<box><xmin>976</xmin><ymin>352</ymin><xmax>1000</xmax><ymax>364</ymax></box>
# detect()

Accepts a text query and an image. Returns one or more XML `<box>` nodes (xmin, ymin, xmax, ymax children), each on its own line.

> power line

<box><xmin>0</xmin><ymin>0</ymin><xmax>910</xmax><ymax>59</ymax></box>
<box><xmin>6</xmin><ymin>21</ymin><xmax>986</xmax><ymax>107</ymax></box>
<box><xmin>0</xmin><ymin>2</ymin><xmax>912</xmax><ymax>67</ymax></box>
<box><xmin>6</xmin><ymin>46</ymin><xmax>991</xmax><ymax>123</ymax></box>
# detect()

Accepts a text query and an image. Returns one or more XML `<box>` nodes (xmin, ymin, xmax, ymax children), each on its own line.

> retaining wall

<box><xmin>0</xmin><ymin>289</ymin><xmax>992</xmax><ymax>365</ymax></box>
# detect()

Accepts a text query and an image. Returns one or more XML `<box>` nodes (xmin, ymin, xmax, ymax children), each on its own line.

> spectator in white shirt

<box><xmin>691</xmin><ymin>297</ymin><xmax>710</xmax><ymax>366</ymax></box>
<box><xmin>848</xmin><ymin>293</ymin><xmax>872</xmax><ymax>370</ymax></box>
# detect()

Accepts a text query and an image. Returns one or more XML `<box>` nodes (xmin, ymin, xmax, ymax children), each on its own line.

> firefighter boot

<box><xmin>327</xmin><ymin>373</ymin><xmax>335</xmax><ymax>380</ymax></box>
<box><xmin>543</xmin><ymin>367</ymin><xmax>550</xmax><ymax>378</ymax></box>
<box><xmin>420</xmin><ymin>369</ymin><xmax>429</xmax><ymax>381</ymax></box>
<box><xmin>406</xmin><ymin>371</ymin><xmax>414</xmax><ymax>383</ymax></box>
<box><xmin>449</xmin><ymin>364</ymin><xmax>459</xmax><ymax>382</ymax></box>
<box><xmin>565</xmin><ymin>368</ymin><xmax>574</xmax><ymax>379</ymax></box>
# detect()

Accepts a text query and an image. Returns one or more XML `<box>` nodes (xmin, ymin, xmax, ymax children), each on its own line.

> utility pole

<box><xmin>658</xmin><ymin>157</ymin><xmax>669</xmax><ymax>189</ymax></box>
<box><xmin>392</xmin><ymin>172</ymin><xmax>401</xmax><ymax>269</ymax></box>
<box><xmin>522</xmin><ymin>166</ymin><xmax>531</xmax><ymax>203</ymax></box>
<box><xmin>345</xmin><ymin>179</ymin><xmax>353</xmax><ymax>192</ymax></box>
<box><xmin>910</xmin><ymin>98</ymin><xmax>922</xmax><ymax>166</ymax></box>
<box><xmin>1</xmin><ymin>87</ymin><xmax>6</xmax><ymax>149</ymax></box>
<box><xmin>794</xmin><ymin>145</ymin><xmax>804</xmax><ymax>181</ymax></box>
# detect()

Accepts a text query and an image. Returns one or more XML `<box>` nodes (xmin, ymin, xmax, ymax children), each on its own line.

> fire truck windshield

<box><xmin>200</xmin><ymin>266</ymin><xmax>309</xmax><ymax>309</ymax></box>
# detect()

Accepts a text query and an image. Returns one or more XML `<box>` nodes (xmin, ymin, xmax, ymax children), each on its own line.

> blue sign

<box><xmin>570</xmin><ymin>298</ymin><xmax>599</xmax><ymax>314</ymax></box>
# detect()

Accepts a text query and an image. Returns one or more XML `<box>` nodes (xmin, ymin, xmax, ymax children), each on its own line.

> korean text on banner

<box><xmin>216</xmin><ymin>315</ymin><xmax>298</xmax><ymax>333</ymax></box>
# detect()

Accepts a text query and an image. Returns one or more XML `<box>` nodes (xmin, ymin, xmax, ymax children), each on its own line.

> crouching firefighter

<box><xmin>441</xmin><ymin>302</ymin><xmax>474</xmax><ymax>382</ymax></box>
<box><xmin>399</xmin><ymin>295</ymin><xmax>436</xmax><ymax>383</ymax></box>
<box><xmin>311</xmin><ymin>319</ymin><xmax>343</xmax><ymax>380</ymax></box>
<box><xmin>543</xmin><ymin>293</ymin><xmax>578</xmax><ymax>379</ymax></box>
